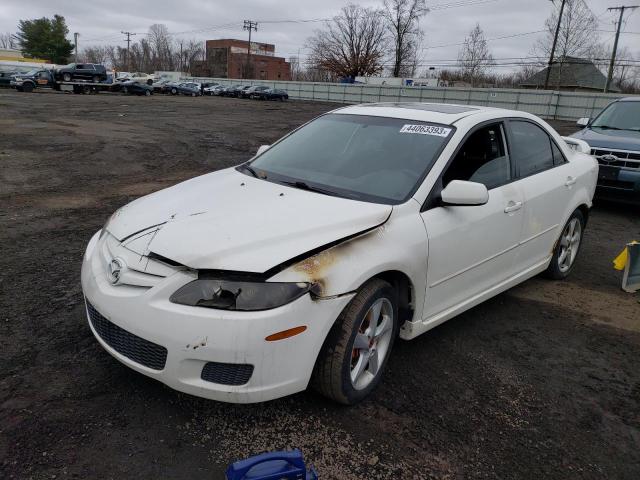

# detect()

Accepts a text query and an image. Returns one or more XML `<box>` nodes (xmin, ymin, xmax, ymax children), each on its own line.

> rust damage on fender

<box><xmin>291</xmin><ymin>226</ymin><xmax>385</xmax><ymax>297</ymax></box>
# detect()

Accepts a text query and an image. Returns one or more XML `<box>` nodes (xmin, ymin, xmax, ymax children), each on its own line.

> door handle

<box><xmin>504</xmin><ymin>201</ymin><xmax>523</xmax><ymax>213</ymax></box>
<box><xmin>565</xmin><ymin>176</ymin><xmax>577</xmax><ymax>187</ymax></box>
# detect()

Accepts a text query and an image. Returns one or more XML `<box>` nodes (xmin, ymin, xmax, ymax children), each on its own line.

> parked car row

<box><xmin>215</xmin><ymin>84</ymin><xmax>289</xmax><ymax>101</ymax></box>
<box><xmin>147</xmin><ymin>80</ymin><xmax>290</xmax><ymax>100</ymax></box>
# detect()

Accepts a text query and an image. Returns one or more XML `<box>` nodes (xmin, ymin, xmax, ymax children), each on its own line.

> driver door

<box><xmin>420</xmin><ymin>122</ymin><xmax>524</xmax><ymax>321</ymax></box>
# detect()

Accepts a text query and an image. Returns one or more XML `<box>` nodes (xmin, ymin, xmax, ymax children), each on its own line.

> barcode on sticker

<box><xmin>400</xmin><ymin>124</ymin><xmax>451</xmax><ymax>137</ymax></box>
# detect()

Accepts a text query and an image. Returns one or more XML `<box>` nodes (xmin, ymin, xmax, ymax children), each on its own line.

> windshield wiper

<box><xmin>279</xmin><ymin>180</ymin><xmax>343</xmax><ymax>198</ymax></box>
<box><xmin>239</xmin><ymin>163</ymin><xmax>264</xmax><ymax>179</ymax></box>
<box><xmin>593</xmin><ymin>125</ymin><xmax>622</xmax><ymax>130</ymax></box>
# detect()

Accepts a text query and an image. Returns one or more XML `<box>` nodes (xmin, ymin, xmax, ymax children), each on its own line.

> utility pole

<box><xmin>243</xmin><ymin>20</ymin><xmax>258</xmax><ymax>79</ymax></box>
<box><xmin>604</xmin><ymin>5</ymin><xmax>638</xmax><ymax>93</ymax></box>
<box><xmin>544</xmin><ymin>0</ymin><xmax>566</xmax><ymax>91</ymax></box>
<box><xmin>74</xmin><ymin>32</ymin><xmax>79</xmax><ymax>63</ymax></box>
<box><xmin>121</xmin><ymin>31</ymin><xmax>136</xmax><ymax>71</ymax></box>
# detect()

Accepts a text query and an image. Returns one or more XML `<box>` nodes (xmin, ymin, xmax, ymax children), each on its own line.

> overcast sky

<box><xmin>2</xmin><ymin>0</ymin><xmax>639</xmax><ymax>73</ymax></box>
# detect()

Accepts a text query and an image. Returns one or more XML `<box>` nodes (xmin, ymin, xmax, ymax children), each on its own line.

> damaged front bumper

<box><xmin>81</xmin><ymin>231</ymin><xmax>354</xmax><ymax>403</ymax></box>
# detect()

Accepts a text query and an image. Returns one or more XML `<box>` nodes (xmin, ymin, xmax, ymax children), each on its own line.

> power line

<box><xmin>121</xmin><ymin>31</ymin><xmax>136</xmax><ymax>71</ymax></box>
<box><xmin>544</xmin><ymin>0</ymin><xmax>566</xmax><ymax>90</ymax></box>
<box><xmin>604</xmin><ymin>5</ymin><xmax>639</xmax><ymax>92</ymax></box>
<box><xmin>421</xmin><ymin>30</ymin><xmax>546</xmax><ymax>50</ymax></box>
<box><xmin>243</xmin><ymin>20</ymin><xmax>258</xmax><ymax>79</ymax></box>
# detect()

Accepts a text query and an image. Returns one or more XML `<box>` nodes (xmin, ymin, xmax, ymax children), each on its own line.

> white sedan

<box><xmin>81</xmin><ymin>103</ymin><xmax>598</xmax><ymax>404</ymax></box>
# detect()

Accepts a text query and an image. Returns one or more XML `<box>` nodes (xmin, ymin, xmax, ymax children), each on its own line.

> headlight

<box><xmin>170</xmin><ymin>279</ymin><xmax>313</xmax><ymax>311</ymax></box>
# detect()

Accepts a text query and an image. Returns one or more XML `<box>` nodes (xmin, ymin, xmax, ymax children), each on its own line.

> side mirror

<box><xmin>440</xmin><ymin>180</ymin><xmax>489</xmax><ymax>206</ymax></box>
<box><xmin>256</xmin><ymin>145</ymin><xmax>270</xmax><ymax>156</ymax></box>
<box><xmin>576</xmin><ymin>117</ymin><xmax>590</xmax><ymax>128</ymax></box>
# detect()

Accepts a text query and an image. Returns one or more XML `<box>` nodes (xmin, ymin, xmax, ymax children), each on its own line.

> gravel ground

<box><xmin>1</xmin><ymin>89</ymin><xmax>639</xmax><ymax>480</ymax></box>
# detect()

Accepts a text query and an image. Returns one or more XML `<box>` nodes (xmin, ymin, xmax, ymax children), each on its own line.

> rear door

<box><xmin>505</xmin><ymin>119</ymin><xmax>575</xmax><ymax>271</ymax></box>
<box><xmin>421</xmin><ymin>121</ymin><xmax>525</xmax><ymax>319</ymax></box>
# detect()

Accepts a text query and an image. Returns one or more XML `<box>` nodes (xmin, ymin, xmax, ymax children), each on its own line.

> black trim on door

<box><xmin>421</xmin><ymin>119</ymin><xmax>514</xmax><ymax>212</ymax></box>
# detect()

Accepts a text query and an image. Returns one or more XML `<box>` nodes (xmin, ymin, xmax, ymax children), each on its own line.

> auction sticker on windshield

<box><xmin>399</xmin><ymin>124</ymin><xmax>452</xmax><ymax>137</ymax></box>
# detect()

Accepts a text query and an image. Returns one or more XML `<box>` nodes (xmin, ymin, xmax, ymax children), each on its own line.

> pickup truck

<box><xmin>571</xmin><ymin>97</ymin><xmax>640</xmax><ymax>204</ymax></box>
<box><xmin>11</xmin><ymin>69</ymin><xmax>114</xmax><ymax>93</ymax></box>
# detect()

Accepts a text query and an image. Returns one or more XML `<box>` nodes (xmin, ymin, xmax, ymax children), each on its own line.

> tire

<box><xmin>544</xmin><ymin>209</ymin><xmax>585</xmax><ymax>280</ymax></box>
<box><xmin>145</xmin><ymin>90</ymin><xmax>151</xmax><ymax>96</ymax></box>
<box><xmin>63</xmin><ymin>73</ymin><xmax>72</xmax><ymax>82</ymax></box>
<box><xmin>311</xmin><ymin>278</ymin><xmax>399</xmax><ymax>405</ymax></box>
<box><xmin>147</xmin><ymin>79</ymin><xmax>153</xmax><ymax>85</ymax></box>
<box><xmin>191</xmin><ymin>92</ymin><xmax>196</xmax><ymax>97</ymax></box>
<box><xmin>123</xmin><ymin>86</ymin><xmax>128</xmax><ymax>94</ymax></box>
<box><xmin>22</xmin><ymin>83</ymin><xmax>34</xmax><ymax>93</ymax></box>
<box><xmin>171</xmin><ymin>88</ymin><xmax>177</xmax><ymax>95</ymax></box>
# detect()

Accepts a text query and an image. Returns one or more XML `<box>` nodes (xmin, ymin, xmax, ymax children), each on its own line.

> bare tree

<box><xmin>0</xmin><ymin>32</ymin><xmax>16</xmax><ymax>49</ymax></box>
<box><xmin>307</xmin><ymin>4</ymin><xmax>388</xmax><ymax>79</ymax></box>
<box><xmin>81</xmin><ymin>45</ymin><xmax>111</xmax><ymax>65</ymax></box>
<box><xmin>147</xmin><ymin>24</ymin><xmax>174</xmax><ymax>70</ymax></box>
<box><xmin>383</xmin><ymin>0</ymin><xmax>428</xmax><ymax>77</ymax></box>
<box><xmin>457</xmin><ymin>23</ymin><xmax>494</xmax><ymax>86</ymax></box>
<box><xmin>533</xmin><ymin>0</ymin><xmax>600</xmax><ymax>61</ymax></box>
<box><xmin>173</xmin><ymin>39</ymin><xmax>203</xmax><ymax>73</ymax></box>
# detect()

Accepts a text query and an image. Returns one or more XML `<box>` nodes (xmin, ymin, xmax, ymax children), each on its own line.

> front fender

<box><xmin>269</xmin><ymin>202</ymin><xmax>428</xmax><ymax>323</ymax></box>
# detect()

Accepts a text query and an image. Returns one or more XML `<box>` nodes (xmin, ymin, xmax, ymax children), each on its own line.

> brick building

<box><xmin>192</xmin><ymin>39</ymin><xmax>291</xmax><ymax>81</ymax></box>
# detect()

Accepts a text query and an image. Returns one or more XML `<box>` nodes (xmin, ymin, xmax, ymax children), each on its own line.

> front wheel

<box><xmin>311</xmin><ymin>278</ymin><xmax>398</xmax><ymax>405</ymax></box>
<box><xmin>122</xmin><ymin>86</ymin><xmax>128</xmax><ymax>94</ymax></box>
<box><xmin>171</xmin><ymin>88</ymin><xmax>177</xmax><ymax>95</ymax></box>
<box><xmin>22</xmin><ymin>83</ymin><xmax>34</xmax><ymax>93</ymax></box>
<box><xmin>145</xmin><ymin>90</ymin><xmax>151</xmax><ymax>96</ymax></box>
<box><xmin>545</xmin><ymin>209</ymin><xmax>585</xmax><ymax>280</ymax></box>
<box><xmin>63</xmin><ymin>73</ymin><xmax>72</xmax><ymax>82</ymax></box>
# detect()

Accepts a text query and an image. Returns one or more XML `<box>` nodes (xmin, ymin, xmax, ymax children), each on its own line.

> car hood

<box><xmin>106</xmin><ymin>167</ymin><xmax>392</xmax><ymax>272</ymax></box>
<box><xmin>571</xmin><ymin>127</ymin><xmax>640</xmax><ymax>151</ymax></box>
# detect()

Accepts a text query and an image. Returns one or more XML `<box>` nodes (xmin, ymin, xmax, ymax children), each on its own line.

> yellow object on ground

<box><xmin>614</xmin><ymin>241</ymin><xmax>640</xmax><ymax>293</ymax></box>
<box><xmin>614</xmin><ymin>248</ymin><xmax>629</xmax><ymax>271</ymax></box>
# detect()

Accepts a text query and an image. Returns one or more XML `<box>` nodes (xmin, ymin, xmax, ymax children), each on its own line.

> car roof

<box><xmin>334</xmin><ymin>102</ymin><xmax>529</xmax><ymax>125</ymax></box>
<box><xmin>617</xmin><ymin>96</ymin><xmax>640</xmax><ymax>102</ymax></box>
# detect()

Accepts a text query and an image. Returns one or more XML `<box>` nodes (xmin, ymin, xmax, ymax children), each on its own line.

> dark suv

<box><xmin>54</xmin><ymin>63</ymin><xmax>107</xmax><ymax>82</ymax></box>
<box><xmin>571</xmin><ymin>97</ymin><xmax>640</xmax><ymax>203</ymax></box>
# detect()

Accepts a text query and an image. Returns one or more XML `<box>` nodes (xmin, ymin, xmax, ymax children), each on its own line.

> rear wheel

<box><xmin>312</xmin><ymin>279</ymin><xmax>398</xmax><ymax>405</ymax></box>
<box><xmin>171</xmin><ymin>88</ymin><xmax>177</xmax><ymax>95</ymax></box>
<box><xmin>545</xmin><ymin>209</ymin><xmax>585</xmax><ymax>280</ymax></box>
<box><xmin>122</xmin><ymin>86</ymin><xmax>129</xmax><ymax>94</ymax></box>
<box><xmin>145</xmin><ymin>90</ymin><xmax>151</xmax><ymax>96</ymax></box>
<box><xmin>22</xmin><ymin>83</ymin><xmax>34</xmax><ymax>93</ymax></box>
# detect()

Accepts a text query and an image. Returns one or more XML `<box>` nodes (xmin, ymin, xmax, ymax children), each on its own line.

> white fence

<box><xmin>185</xmin><ymin>77</ymin><xmax>634</xmax><ymax>121</ymax></box>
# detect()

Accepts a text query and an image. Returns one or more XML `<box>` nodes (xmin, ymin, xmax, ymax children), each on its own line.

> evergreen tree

<box><xmin>15</xmin><ymin>15</ymin><xmax>74</xmax><ymax>64</ymax></box>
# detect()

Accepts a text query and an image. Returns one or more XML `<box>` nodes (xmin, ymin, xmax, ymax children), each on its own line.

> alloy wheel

<box><xmin>558</xmin><ymin>218</ymin><xmax>582</xmax><ymax>273</ymax></box>
<box><xmin>350</xmin><ymin>298</ymin><xmax>394</xmax><ymax>390</ymax></box>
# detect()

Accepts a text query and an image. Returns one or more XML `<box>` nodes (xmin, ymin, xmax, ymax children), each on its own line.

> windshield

<box><xmin>246</xmin><ymin>114</ymin><xmax>454</xmax><ymax>204</ymax></box>
<box><xmin>591</xmin><ymin>101</ymin><xmax>640</xmax><ymax>131</ymax></box>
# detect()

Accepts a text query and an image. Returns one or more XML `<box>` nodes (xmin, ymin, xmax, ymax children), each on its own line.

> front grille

<box><xmin>201</xmin><ymin>362</ymin><xmax>254</xmax><ymax>386</ymax></box>
<box><xmin>591</xmin><ymin>148</ymin><xmax>640</xmax><ymax>169</ymax></box>
<box><xmin>86</xmin><ymin>301</ymin><xmax>167</xmax><ymax>370</ymax></box>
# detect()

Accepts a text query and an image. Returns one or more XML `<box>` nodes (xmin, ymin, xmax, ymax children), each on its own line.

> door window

<box><xmin>442</xmin><ymin>123</ymin><xmax>510</xmax><ymax>190</ymax></box>
<box><xmin>509</xmin><ymin>121</ymin><xmax>555</xmax><ymax>177</ymax></box>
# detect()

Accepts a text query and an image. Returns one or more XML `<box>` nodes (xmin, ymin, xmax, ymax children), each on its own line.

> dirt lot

<box><xmin>1</xmin><ymin>89</ymin><xmax>639</xmax><ymax>480</ymax></box>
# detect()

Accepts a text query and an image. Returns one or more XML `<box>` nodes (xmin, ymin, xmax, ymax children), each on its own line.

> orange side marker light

<box><xmin>265</xmin><ymin>326</ymin><xmax>307</xmax><ymax>342</ymax></box>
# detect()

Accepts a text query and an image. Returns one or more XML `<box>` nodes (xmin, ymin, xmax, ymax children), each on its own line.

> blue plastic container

<box><xmin>225</xmin><ymin>449</ymin><xmax>318</xmax><ymax>480</ymax></box>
